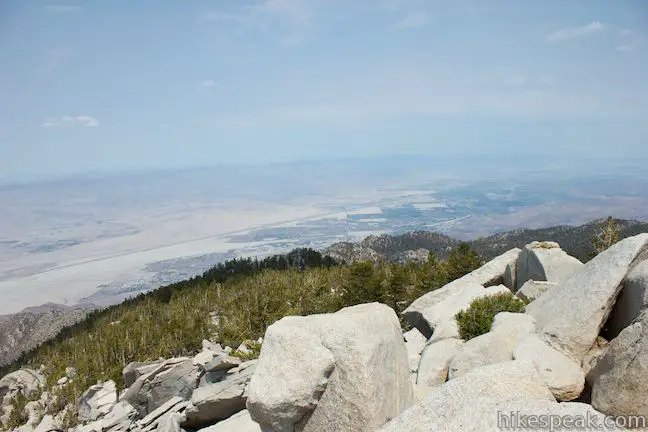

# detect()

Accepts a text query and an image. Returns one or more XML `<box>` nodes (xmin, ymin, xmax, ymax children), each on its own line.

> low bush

<box><xmin>454</xmin><ymin>292</ymin><xmax>526</xmax><ymax>340</ymax></box>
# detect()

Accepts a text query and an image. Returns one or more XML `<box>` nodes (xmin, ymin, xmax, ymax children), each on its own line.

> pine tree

<box><xmin>592</xmin><ymin>216</ymin><xmax>620</xmax><ymax>254</ymax></box>
<box><xmin>445</xmin><ymin>243</ymin><xmax>482</xmax><ymax>281</ymax></box>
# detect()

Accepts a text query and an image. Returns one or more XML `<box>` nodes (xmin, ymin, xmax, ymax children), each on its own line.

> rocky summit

<box><xmin>2</xmin><ymin>233</ymin><xmax>648</xmax><ymax>431</ymax></box>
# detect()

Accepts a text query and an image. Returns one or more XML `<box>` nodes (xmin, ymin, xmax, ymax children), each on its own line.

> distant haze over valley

<box><xmin>1</xmin><ymin>155</ymin><xmax>647</xmax><ymax>315</ymax></box>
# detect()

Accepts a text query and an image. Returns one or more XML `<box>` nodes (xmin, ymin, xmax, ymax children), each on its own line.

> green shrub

<box><xmin>4</xmin><ymin>392</ymin><xmax>37</xmax><ymax>430</ymax></box>
<box><xmin>454</xmin><ymin>292</ymin><xmax>526</xmax><ymax>340</ymax></box>
<box><xmin>230</xmin><ymin>340</ymin><xmax>262</xmax><ymax>361</ymax></box>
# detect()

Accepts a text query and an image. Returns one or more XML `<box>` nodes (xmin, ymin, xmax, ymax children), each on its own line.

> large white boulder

<box><xmin>402</xmin><ymin>248</ymin><xmax>521</xmax><ymax>337</ymax></box>
<box><xmin>605</xmin><ymin>259</ymin><xmax>648</xmax><ymax>339</ymax></box>
<box><xmin>591</xmin><ymin>310</ymin><xmax>648</xmax><ymax>417</ymax></box>
<box><xmin>378</xmin><ymin>360</ymin><xmax>560</xmax><ymax>432</ymax></box>
<box><xmin>246</xmin><ymin>303</ymin><xmax>412</xmax><ymax>432</ymax></box>
<box><xmin>513</xmin><ymin>334</ymin><xmax>584</xmax><ymax>401</ymax></box>
<box><xmin>526</xmin><ymin>233</ymin><xmax>648</xmax><ymax>361</ymax></box>
<box><xmin>414</xmin><ymin>338</ymin><xmax>463</xmax><ymax>400</ymax></box>
<box><xmin>515</xmin><ymin>241</ymin><xmax>583</xmax><ymax>290</ymax></box>
<box><xmin>448</xmin><ymin>313</ymin><xmax>535</xmax><ymax>379</ymax></box>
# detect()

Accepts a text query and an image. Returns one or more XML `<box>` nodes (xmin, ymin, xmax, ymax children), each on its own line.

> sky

<box><xmin>1</xmin><ymin>0</ymin><xmax>647</xmax><ymax>182</ymax></box>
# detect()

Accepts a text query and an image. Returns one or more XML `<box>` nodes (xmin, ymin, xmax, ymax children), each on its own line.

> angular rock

<box><xmin>513</xmin><ymin>334</ymin><xmax>584</xmax><ymax>401</ymax></box>
<box><xmin>197</xmin><ymin>410</ymin><xmax>261</xmax><ymax>432</ymax></box>
<box><xmin>99</xmin><ymin>400</ymin><xmax>138</xmax><ymax>431</ymax></box>
<box><xmin>402</xmin><ymin>248</ymin><xmax>520</xmax><ymax>336</ymax></box>
<box><xmin>74</xmin><ymin>419</ymin><xmax>103</xmax><ymax>432</ymax></box>
<box><xmin>403</xmin><ymin>328</ymin><xmax>427</xmax><ymax>373</ymax></box>
<box><xmin>448</xmin><ymin>313</ymin><xmax>535</xmax><ymax>379</ymax></box>
<box><xmin>591</xmin><ymin>310</ymin><xmax>648</xmax><ymax>417</ymax></box>
<box><xmin>503</xmin><ymin>262</ymin><xmax>516</xmax><ymax>290</ymax></box>
<box><xmin>122</xmin><ymin>357</ymin><xmax>201</xmax><ymax>417</ymax></box>
<box><xmin>526</xmin><ymin>233</ymin><xmax>648</xmax><ymax>361</ymax></box>
<box><xmin>515</xmin><ymin>280</ymin><xmax>556</xmax><ymax>302</ymax></box>
<box><xmin>183</xmin><ymin>361</ymin><xmax>257</xmax><ymax>428</ymax></box>
<box><xmin>246</xmin><ymin>302</ymin><xmax>412</xmax><ymax>432</ymax></box>
<box><xmin>78</xmin><ymin>380</ymin><xmax>118</xmax><ymax>422</ymax></box>
<box><xmin>378</xmin><ymin>360</ymin><xmax>557</xmax><ymax>432</ymax></box>
<box><xmin>33</xmin><ymin>414</ymin><xmax>56</xmax><ymax>432</ymax></box>
<box><xmin>201</xmin><ymin>356</ymin><xmax>244</xmax><ymax>386</ymax></box>
<box><xmin>515</xmin><ymin>241</ymin><xmax>583</xmax><ymax>290</ymax></box>
<box><xmin>0</xmin><ymin>369</ymin><xmax>45</xmax><ymax>398</ymax></box>
<box><xmin>123</xmin><ymin>360</ymin><xmax>165</xmax><ymax>389</ymax></box>
<box><xmin>605</xmin><ymin>259</ymin><xmax>648</xmax><ymax>339</ymax></box>
<box><xmin>193</xmin><ymin>350</ymin><xmax>215</xmax><ymax>367</ymax></box>
<box><xmin>139</xmin><ymin>396</ymin><xmax>186</xmax><ymax>428</ymax></box>
<box><xmin>202</xmin><ymin>339</ymin><xmax>216</xmax><ymax>352</ymax></box>
<box><xmin>415</xmin><ymin>338</ymin><xmax>463</xmax><ymax>400</ymax></box>
<box><xmin>153</xmin><ymin>412</ymin><xmax>186</xmax><ymax>432</ymax></box>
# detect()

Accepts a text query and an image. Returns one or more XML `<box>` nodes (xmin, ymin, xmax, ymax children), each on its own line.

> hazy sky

<box><xmin>1</xmin><ymin>1</ymin><xmax>647</xmax><ymax>181</ymax></box>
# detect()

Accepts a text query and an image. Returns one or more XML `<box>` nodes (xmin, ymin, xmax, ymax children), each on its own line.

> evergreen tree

<box><xmin>592</xmin><ymin>216</ymin><xmax>620</xmax><ymax>254</ymax></box>
<box><xmin>341</xmin><ymin>261</ymin><xmax>382</xmax><ymax>306</ymax></box>
<box><xmin>445</xmin><ymin>243</ymin><xmax>482</xmax><ymax>281</ymax></box>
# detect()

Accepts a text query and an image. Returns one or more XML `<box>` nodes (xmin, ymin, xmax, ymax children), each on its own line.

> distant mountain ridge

<box><xmin>0</xmin><ymin>303</ymin><xmax>99</xmax><ymax>367</ymax></box>
<box><xmin>325</xmin><ymin>218</ymin><xmax>648</xmax><ymax>264</ymax></box>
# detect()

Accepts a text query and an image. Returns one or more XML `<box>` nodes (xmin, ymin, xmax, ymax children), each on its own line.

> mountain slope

<box><xmin>325</xmin><ymin>218</ymin><xmax>648</xmax><ymax>264</ymax></box>
<box><xmin>469</xmin><ymin>218</ymin><xmax>648</xmax><ymax>262</ymax></box>
<box><xmin>0</xmin><ymin>304</ymin><xmax>96</xmax><ymax>367</ymax></box>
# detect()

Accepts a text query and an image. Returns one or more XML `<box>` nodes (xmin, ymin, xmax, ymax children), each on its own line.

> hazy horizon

<box><xmin>3</xmin><ymin>153</ymin><xmax>648</xmax><ymax>186</ymax></box>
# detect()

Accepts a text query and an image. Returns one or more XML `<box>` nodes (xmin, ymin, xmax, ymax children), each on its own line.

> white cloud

<box><xmin>45</xmin><ymin>5</ymin><xmax>82</xmax><ymax>13</ymax></box>
<box><xmin>41</xmin><ymin>116</ymin><xmax>99</xmax><ymax>128</ymax></box>
<box><xmin>393</xmin><ymin>11</ymin><xmax>429</xmax><ymax>29</ymax></box>
<box><xmin>546</xmin><ymin>21</ymin><xmax>604</xmax><ymax>43</ymax></box>
<box><xmin>619</xmin><ymin>29</ymin><xmax>633</xmax><ymax>37</ymax></box>
<box><xmin>202</xmin><ymin>80</ymin><xmax>216</xmax><ymax>87</ymax></box>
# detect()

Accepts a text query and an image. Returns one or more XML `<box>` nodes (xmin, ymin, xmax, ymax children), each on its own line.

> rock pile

<box><xmin>2</xmin><ymin>233</ymin><xmax>648</xmax><ymax>432</ymax></box>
